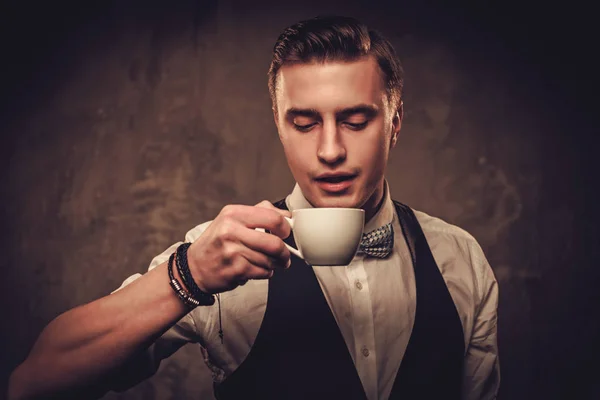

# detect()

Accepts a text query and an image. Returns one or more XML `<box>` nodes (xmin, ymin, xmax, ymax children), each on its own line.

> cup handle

<box><xmin>284</xmin><ymin>217</ymin><xmax>304</xmax><ymax>260</ymax></box>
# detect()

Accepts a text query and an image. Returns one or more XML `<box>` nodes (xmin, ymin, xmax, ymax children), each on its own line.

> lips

<box><xmin>317</xmin><ymin>175</ymin><xmax>352</xmax><ymax>183</ymax></box>
<box><xmin>314</xmin><ymin>173</ymin><xmax>357</xmax><ymax>193</ymax></box>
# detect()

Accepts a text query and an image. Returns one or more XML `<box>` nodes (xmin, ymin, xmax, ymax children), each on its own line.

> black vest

<box><xmin>214</xmin><ymin>200</ymin><xmax>464</xmax><ymax>399</ymax></box>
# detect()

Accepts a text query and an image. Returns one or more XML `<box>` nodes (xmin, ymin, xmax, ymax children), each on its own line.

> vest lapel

<box><xmin>388</xmin><ymin>201</ymin><xmax>465</xmax><ymax>399</ymax></box>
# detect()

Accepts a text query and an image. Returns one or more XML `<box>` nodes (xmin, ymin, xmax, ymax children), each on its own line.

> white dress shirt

<box><xmin>115</xmin><ymin>183</ymin><xmax>500</xmax><ymax>399</ymax></box>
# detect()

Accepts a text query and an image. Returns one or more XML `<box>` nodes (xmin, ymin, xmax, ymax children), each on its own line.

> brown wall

<box><xmin>1</xmin><ymin>1</ymin><xmax>597</xmax><ymax>399</ymax></box>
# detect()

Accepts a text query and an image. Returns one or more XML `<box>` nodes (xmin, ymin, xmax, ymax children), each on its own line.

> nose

<box><xmin>317</xmin><ymin>121</ymin><xmax>346</xmax><ymax>165</ymax></box>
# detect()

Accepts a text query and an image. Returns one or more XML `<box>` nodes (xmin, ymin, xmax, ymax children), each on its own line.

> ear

<box><xmin>390</xmin><ymin>101</ymin><xmax>403</xmax><ymax>149</ymax></box>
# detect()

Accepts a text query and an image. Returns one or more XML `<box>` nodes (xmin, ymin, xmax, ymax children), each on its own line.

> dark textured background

<box><xmin>1</xmin><ymin>0</ymin><xmax>598</xmax><ymax>399</ymax></box>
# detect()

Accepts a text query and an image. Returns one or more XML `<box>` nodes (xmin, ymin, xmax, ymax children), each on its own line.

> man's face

<box><xmin>274</xmin><ymin>56</ymin><xmax>401</xmax><ymax>211</ymax></box>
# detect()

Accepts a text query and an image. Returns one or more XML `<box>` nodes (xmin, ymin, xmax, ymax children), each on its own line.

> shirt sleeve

<box><xmin>462</xmin><ymin>245</ymin><xmax>501</xmax><ymax>400</ymax></box>
<box><xmin>107</xmin><ymin>221</ymin><xmax>212</xmax><ymax>392</ymax></box>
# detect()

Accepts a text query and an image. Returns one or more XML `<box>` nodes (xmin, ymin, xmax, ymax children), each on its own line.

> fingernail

<box><xmin>286</xmin><ymin>258</ymin><xmax>291</xmax><ymax>269</ymax></box>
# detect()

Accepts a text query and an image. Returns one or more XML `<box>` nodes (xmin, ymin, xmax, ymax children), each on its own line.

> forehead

<box><xmin>276</xmin><ymin>57</ymin><xmax>387</xmax><ymax>113</ymax></box>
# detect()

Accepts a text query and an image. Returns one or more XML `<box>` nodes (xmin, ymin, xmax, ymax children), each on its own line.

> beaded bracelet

<box><xmin>167</xmin><ymin>253</ymin><xmax>200</xmax><ymax>308</ymax></box>
<box><xmin>175</xmin><ymin>243</ymin><xmax>215</xmax><ymax>306</ymax></box>
<box><xmin>169</xmin><ymin>244</ymin><xmax>223</xmax><ymax>343</ymax></box>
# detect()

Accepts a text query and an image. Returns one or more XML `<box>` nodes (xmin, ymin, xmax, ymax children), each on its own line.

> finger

<box><xmin>244</xmin><ymin>265</ymin><xmax>275</xmax><ymax>280</ymax></box>
<box><xmin>255</xmin><ymin>200</ymin><xmax>292</xmax><ymax>218</ymax></box>
<box><xmin>227</xmin><ymin>255</ymin><xmax>276</xmax><ymax>281</ymax></box>
<box><xmin>219</xmin><ymin>204</ymin><xmax>291</xmax><ymax>239</ymax></box>
<box><xmin>240</xmin><ymin>245</ymin><xmax>290</xmax><ymax>271</ymax></box>
<box><xmin>236</xmin><ymin>227</ymin><xmax>291</xmax><ymax>267</ymax></box>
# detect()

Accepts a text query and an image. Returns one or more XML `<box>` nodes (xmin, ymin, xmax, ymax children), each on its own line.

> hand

<box><xmin>186</xmin><ymin>200</ymin><xmax>292</xmax><ymax>294</ymax></box>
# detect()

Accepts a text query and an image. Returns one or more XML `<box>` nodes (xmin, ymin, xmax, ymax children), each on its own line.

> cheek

<box><xmin>365</xmin><ymin>147</ymin><xmax>388</xmax><ymax>180</ymax></box>
<box><xmin>282</xmin><ymin>138</ymin><xmax>313</xmax><ymax>174</ymax></box>
<box><xmin>353</xmin><ymin>133</ymin><xmax>389</xmax><ymax>170</ymax></box>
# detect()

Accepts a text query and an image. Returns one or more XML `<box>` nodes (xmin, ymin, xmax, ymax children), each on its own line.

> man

<box><xmin>9</xmin><ymin>15</ymin><xmax>499</xmax><ymax>400</ymax></box>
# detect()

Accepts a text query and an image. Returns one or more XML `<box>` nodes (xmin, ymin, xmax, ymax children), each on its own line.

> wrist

<box><xmin>185</xmin><ymin>249</ymin><xmax>209</xmax><ymax>293</ymax></box>
<box><xmin>168</xmin><ymin>253</ymin><xmax>201</xmax><ymax>308</ymax></box>
<box><xmin>172</xmin><ymin>244</ymin><xmax>215</xmax><ymax>306</ymax></box>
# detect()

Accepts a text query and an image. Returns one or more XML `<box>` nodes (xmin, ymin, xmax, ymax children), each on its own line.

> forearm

<box><xmin>8</xmin><ymin>261</ymin><xmax>189</xmax><ymax>399</ymax></box>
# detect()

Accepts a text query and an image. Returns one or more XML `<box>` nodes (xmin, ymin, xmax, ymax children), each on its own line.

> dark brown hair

<box><xmin>268</xmin><ymin>15</ymin><xmax>404</xmax><ymax>114</ymax></box>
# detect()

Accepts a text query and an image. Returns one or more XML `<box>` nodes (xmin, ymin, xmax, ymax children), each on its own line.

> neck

<box><xmin>363</xmin><ymin>180</ymin><xmax>386</xmax><ymax>223</ymax></box>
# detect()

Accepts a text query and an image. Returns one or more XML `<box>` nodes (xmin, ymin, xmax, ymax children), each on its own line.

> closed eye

<box><xmin>344</xmin><ymin>121</ymin><xmax>369</xmax><ymax>131</ymax></box>
<box><xmin>293</xmin><ymin>122</ymin><xmax>318</xmax><ymax>132</ymax></box>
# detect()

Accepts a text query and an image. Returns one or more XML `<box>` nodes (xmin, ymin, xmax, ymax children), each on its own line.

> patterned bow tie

<box><xmin>359</xmin><ymin>222</ymin><xmax>394</xmax><ymax>258</ymax></box>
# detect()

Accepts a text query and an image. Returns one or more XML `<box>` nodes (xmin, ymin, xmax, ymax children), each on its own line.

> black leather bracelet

<box><xmin>167</xmin><ymin>253</ymin><xmax>200</xmax><ymax>308</ymax></box>
<box><xmin>176</xmin><ymin>243</ymin><xmax>215</xmax><ymax>306</ymax></box>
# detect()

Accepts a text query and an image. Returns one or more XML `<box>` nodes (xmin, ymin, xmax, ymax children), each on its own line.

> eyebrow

<box><xmin>285</xmin><ymin>108</ymin><xmax>320</xmax><ymax>120</ymax></box>
<box><xmin>284</xmin><ymin>104</ymin><xmax>379</xmax><ymax>121</ymax></box>
<box><xmin>336</xmin><ymin>105</ymin><xmax>379</xmax><ymax>119</ymax></box>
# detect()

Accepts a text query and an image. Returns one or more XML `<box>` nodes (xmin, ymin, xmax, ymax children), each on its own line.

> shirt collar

<box><xmin>285</xmin><ymin>181</ymin><xmax>394</xmax><ymax>233</ymax></box>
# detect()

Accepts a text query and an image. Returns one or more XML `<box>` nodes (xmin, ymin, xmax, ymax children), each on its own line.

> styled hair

<box><xmin>268</xmin><ymin>15</ymin><xmax>404</xmax><ymax>114</ymax></box>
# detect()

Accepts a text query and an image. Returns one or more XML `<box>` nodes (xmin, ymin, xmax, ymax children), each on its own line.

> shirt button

<box><xmin>355</xmin><ymin>280</ymin><xmax>363</xmax><ymax>290</ymax></box>
<box><xmin>362</xmin><ymin>347</ymin><xmax>370</xmax><ymax>357</ymax></box>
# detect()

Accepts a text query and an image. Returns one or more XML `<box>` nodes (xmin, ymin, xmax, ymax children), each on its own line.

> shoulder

<box><xmin>413</xmin><ymin>209</ymin><xmax>481</xmax><ymax>250</ymax></box>
<box><xmin>405</xmin><ymin>207</ymin><xmax>496</xmax><ymax>301</ymax></box>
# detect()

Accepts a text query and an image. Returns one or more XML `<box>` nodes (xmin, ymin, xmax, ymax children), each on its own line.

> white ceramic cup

<box><xmin>283</xmin><ymin>208</ymin><xmax>365</xmax><ymax>266</ymax></box>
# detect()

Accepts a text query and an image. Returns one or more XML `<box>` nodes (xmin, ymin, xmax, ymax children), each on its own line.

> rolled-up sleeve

<box><xmin>107</xmin><ymin>221</ymin><xmax>211</xmax><ymax>392</ymax></box>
